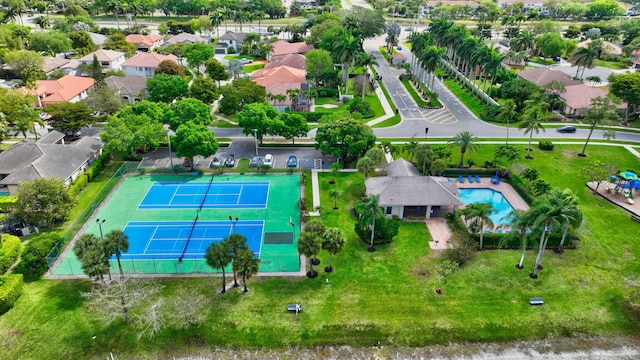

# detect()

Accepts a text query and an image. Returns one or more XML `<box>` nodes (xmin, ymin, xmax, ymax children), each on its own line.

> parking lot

<box><xmin>139</xmin><ymin>138</ymin><xmax>337</xmax><ymax>171</ymax></box>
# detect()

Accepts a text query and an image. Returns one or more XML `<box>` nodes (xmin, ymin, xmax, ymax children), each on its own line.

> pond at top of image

<box><xmin>458</xmin><ymin>188</ymin><xmax>514</xmax><ymax>225</ymax></box>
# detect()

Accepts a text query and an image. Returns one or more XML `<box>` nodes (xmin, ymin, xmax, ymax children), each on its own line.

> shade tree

<box><xmin>147</xmin><ymin>74</ymin><xmax>189</xmax><ymax>103</ymax></box>
<box><xmin>169</xmin><ymin>98</ymin><xmax>213</xmax><ymax>130</ymax></box>
<box><xmin>172</xmin><ymin>121</ymin><xmax>219</xmax><ymax>171</ymax></box>
<box><xmin>315</xmin><ymin>112</ymin><xmax>376</xmax><ymax>164</ymax></box>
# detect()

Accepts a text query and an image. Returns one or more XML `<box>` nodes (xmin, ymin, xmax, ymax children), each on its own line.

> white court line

<box><xmin>142</xmin><ymin>227</ymin><xmax>160</xmax><ymax>254</ymax></box>
<box><xmin>167</xmin><ymin>185</ymin><xmax>180</xmax><ymax>206</ymax></box>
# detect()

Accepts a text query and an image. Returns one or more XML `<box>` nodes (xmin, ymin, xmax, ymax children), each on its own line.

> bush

<box><xmin>13</xmin><ymin>234</ymin><xmax>60</xmax><ymax>278</ymax></box>
<box><xmin>442</xmin><ymin>231</ymin><xmax>475</xmax><ymax>266</ymax></box>
<box><xmin>84</xmin><ymin>155</ymin><xmax>106</xmax><ymax>181</ymax></box>
<box><xmin>538</xmin><ymin>140</ymin><xmax>555</xmax><ymax>151</ymax></box>
<box><xmin>318</xmin><ymin>88</ymin><xmax>339</xmax><ymax>98</ymax></box>
<box><xmin>505</xmin><ymin>173</ymin><xmax>534</xmax><ymax>204</ymax></box>
<box><xmin>470</xmin><ymin>231</ymin><xmax>574</xmax><ymax>249</ymax></box>
<box><xmin>354</xmin><ymin>216</ymin><xmax>399</xmax><ymax>245</ymax></box>
<box><xmin>68</xmin><ymin>174</ymin><xmax>89</xmax><ymax>198</ymax></box>
<box><xmin>0</xmin><ymin>274</ymin><xmax>23</xmax><ymax>315</ymax></box>
<box><xmin>0</xmin><ymin>196</ymin><xmax>18</xmax><ymax>212</ymax></box>
<box><xmin>0</xmin><ymin>235</ymin><xmax>22</xmax><ymax>274</ymax></box>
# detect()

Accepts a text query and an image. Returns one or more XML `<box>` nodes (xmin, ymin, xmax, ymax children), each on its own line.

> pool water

<box><xmin>458</xmin><ymin>188</ymin><xmax>514</xmax><ymax>225</ymax></box>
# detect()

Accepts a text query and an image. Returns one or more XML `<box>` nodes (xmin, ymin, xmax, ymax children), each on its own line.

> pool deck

<box><xmin>427</xmin><ymin>177</ymin><xmax>529</xmax><ymax>251</ymax></box>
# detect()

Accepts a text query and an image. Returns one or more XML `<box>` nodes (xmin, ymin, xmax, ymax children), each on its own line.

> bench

<box><xmin>287</xmin><ymin>304</ymin><xmax>302</xmax><ymax>313</ymax></box>
<box><xmin>632</xmin><ymin>215</ymin><xmax>640</xmax><ymax>223</ymax></box>
<box><xmin>529</xmin><ymin>298</ymin><xmax>544</xmax><ymax>306</ymax></box>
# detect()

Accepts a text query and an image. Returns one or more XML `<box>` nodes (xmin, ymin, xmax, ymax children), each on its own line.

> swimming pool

<box><xmin>458</xmin><ymin>188</ymin><xmax>514</xmax><ymax>225</ymax></box>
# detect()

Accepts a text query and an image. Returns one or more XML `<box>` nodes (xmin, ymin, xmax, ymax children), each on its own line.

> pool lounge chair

<box><xmin>497</xmin><ymin>229</ymin><xmax>503</xmax><ymax>234</ymax></box>
<box><xmin>475</xmin><ymin>175</ymin><xmax>481</xmax><ymax>183</ymax></box>
<box><xmin>468</xmin><ymin>175</ymin><xmax>474</xmax><ymax>183</ymax></box>
<box><xmin>458</xmin><ymin>175</ymin><xmax>465</xmax><ymax>183</ymax></box>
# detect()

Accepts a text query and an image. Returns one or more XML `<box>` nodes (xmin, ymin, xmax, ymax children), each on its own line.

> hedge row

<box><xmin>68</xmin><ymin>155</ymin><xmax>107</xmax><ymax>198</ymax></box>
<box><xmin>0</xmin><ymin>196</ymin><xmax>17</xmax><ymax>212</ymax></box>
<box><xmin>68</xmin><ymin>174</ymin><xmax>89</xmax><ymax>198</ymax></box>
<box><xmin>442</xmin><ymin>168</ymin><xmax>500</xmax><ymax>177</ymax></box>
<box><xmin>471</xmin><ymin>232</ymin><xmax>576</xmax><ymax>249</ymax></box>
<box><xmin>13</xmin><ymin>234</ymin><xmax>60</xmax><ymax>278</ymax></box>
<box><xmin>505</xmin><ymin>173</ymin><xmax>535</xmax><ymax>204</ymax></box>
<box><xmin>0</xmin><ymin>235</ymin><xmax>22</xmax><ymax>274</ymax></box>
<box><xmin>0</xmin><ymin>274</ymin><xmax>24</xmax><ymax>315</ymax></box>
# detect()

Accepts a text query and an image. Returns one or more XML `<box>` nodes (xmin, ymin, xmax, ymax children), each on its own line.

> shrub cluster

<box><xmin>13</xmin><ymin>234</ymin><xmax>60</xmax><ymax>278</ymax></box>
<box><xmin>0</xmin><ymin>196</ymin><xmax>18</xmax><ymax>212</ymax></box>
<box><xmin>470</xmin><ymin>232</ymin><xmax>574</xmax><ymax>249</ymax></box>
<box><xmin>505</xmin><ymin>173</ymin><xmax>535</xmax><ymax>204</ymax></box>
<box><xmin>317</xmin><ymin>88</ymin><xmax>339</xmax><ymax>98</ymax></box>
<box><xmin>68</xmin><ymin>175</ymin><xmax>88</xmax><ymax>198</ymax></box>
<box><xmin>0</xmin><ymin>274</ymin><xmax>24</xmax><ymax>315</ymax></box>
<box><xmin>0</xmin><ymin>235</ymin><xmax>22</xmax><ymax>274</ymax></box>
<box><xmin>538</xmin><ymin>141</ymin><xmax>555</xmax><ymax>151</ymax></box>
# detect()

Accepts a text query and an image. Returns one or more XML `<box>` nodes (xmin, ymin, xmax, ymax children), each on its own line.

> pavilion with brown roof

<box><xmin>517</xmin><ymin>68</ymin><xmax>582</xmax><ymax>87</ymax></box>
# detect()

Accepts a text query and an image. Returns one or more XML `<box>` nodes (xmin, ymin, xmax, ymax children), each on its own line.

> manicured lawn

<box><xmin>243</xmin><ymin>63</ymin><xmax>265</xmax><ymax>73</ymax></box>
<box><xmin>443</xmin><ymin>79</ymin><xmax>485</xmax><ymax>117</ymax></box>
<box><xmin>529</xmin><ymin>57</ymin><xmax>558</xmax><ymax>65</ymax></box>
<box><xmin>314</xmin><ymin>97</ymin><xmax>342</xmax><ymax>106</ymax></box>
<box><xmin>594</xmin><ymin>59</ymin><xmax>629</xmax><ymax>70</ymax></box>
<box><xmin>2</xmin><ymin>145</ymin><xmax>640</xmax><ymax>358</ymax></box>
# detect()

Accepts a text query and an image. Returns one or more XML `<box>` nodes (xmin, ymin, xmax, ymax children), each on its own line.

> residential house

<box><xmin>364</xmin><ymin>158</ymin><xmax>463</xmax><ymax>219</ymax></box>
<box><xmin>252</xmin><ymin>66</ymin><xmax>309</xmax><ymax>112</ymax></box>
<box><xmin>392</xmin><ymin>53</ymin><xmax>407</xmax><ymax>66</ymax></box>
<box><xmin>517</xmin><ymin>67</ymin><xmax>582</xmax><ymax>87</ymax></box>
<box><xmin>104</xmin><ymin>75</ymin><xmax>148</xmax><ymax>103</ymax></box>
<box><xmin>421</xmin><ymin>0</ymin><xmax>479</xmax><ymax>15</ymax></box>
<box><xmin>3</xmin><ymin>57</ymin><xmax>70</xmax><ymax>80</ymax></box>
<box><xmin>576</xmin><ymin>39</ymin><xmax>622</xmax><ymax>59</ymax></box>
<box><xmin>268</xmin><ymin>40</ymin><xmax>314</xmax><ymax>61</ymax></box>
<box><xmin>163</xmin><ymin>32</ymin><xmax>208</xmax><ymax>46</ymax></box>
<box><xmin>125</xmin><ymin>34</ymin><xmax>164</xmax><ymax>52</ymax></box>
<box><xmin>78</xmin><ymin>49</ymin><xmax>126</xmax><ymax>71</ymax></box>
<box><xmin>216</xmin><ymin>31</ymin><xmax>249</xmax><ymax>54</ymax></box>
<box><xmin>23</xmin><ymin>75</ymin><xmax>95</xmax><ymax>108</ymax></box>
<box><xmin>265</xmin><ymin>53</ymin><xmax>307</xmax><ymax>70</ymax></box>
<box><xmin>0</xmin><ymin>130</ymin><xmax>103</xmax><ymax>195</ymax></box>
<box><xmin>560</xmin><ymin>84</ymin><xmax>623</xmax><ymax>116</ymax></box>
<box><xmin>121</xmin><ymin>52</ymin><xmax>178</xmax><ymax>77</ymax></box>
<box><xmin>88</xmin><ymin>32</ymin><xmax>108</xmax><ymax>47</ymax></box>
<box><xmin>631</xmin><ymin>49</ymin><xmax>640</xmax><ymax>69</ymax></box>
<box><xmin>497</xmin><ymin>0</ymin><xmax>549</xmax><ymax>14</ymax></box>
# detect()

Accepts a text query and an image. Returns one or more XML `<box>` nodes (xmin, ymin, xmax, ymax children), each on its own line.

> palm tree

<box><xmin>556</xmin><ymin>189</ymin><xmax>582</xmax><ymax>254</ymax></box>
<box><xmin>74</xmin><ymin>233</ymin><xmax>108</xmax><ymax>282</ymax></box>
<box><xmin>297</xmin><ymin>231</ymin><xmax>321</xmax><ymax>278</ymax></box>
<box><xmin>579</xmin><ymin>96</ymin><xmax>620</xmax><ymax>157</ymax></box>
<box><xmin>209</xmin><ymin>11</ymin><xmax>224</xmax><ymax>39</ymax></box>
<box><xmin>105</xmin><ymin>230</ymin><xmax>129</xmax><ymax>278</ymax></box>
<box><xmin>448</xmin><ymin>131</ymin><xmax>478</xmax><ymax>168</ymax></box>
<box><xmin>329</xmin><ymin>189</ymin><xmax>340</xmax><ymax>209</ymax></box>
<box><xmin>529</xmin><ymin>190</ymin><xmax>565</xmax><ymax>278</ymax></box>
<box><xmin>355</xmin><ymin>194</ymin><xmax>384</xmax><ymax>252</ymax></box>
<box><xmin>234</xmin><ymin>248</ymin><xmax>260</xmax><ymax>293</ymax></box>
<box><xmin>462</xmin><ymin>203</ymin><xmax>496</xmax><ymax>250</ymax></box>
<box><xmin>518</xmin><ymin>105</ymin><xmax>546</xmax><ymax>159</ymax></box>
<box><xmin>504</xmin><ymin>209</ymin><xmax>534</xmax><ymax>269</ymax></box>
<box><xmin>511</xmin><ymin>30</ymin><xmax>535</xmax><ymax>54</ymax></box>
<box><xmin>423</xmin><ymin>46</ymin><xmax>447</xmax><ymax>91</ymax></box>
<box><xmin>570</xmin><ymin>43</ymin><xmax>599</xmax><ymax>79</ymax></box>
<box><xmin>205</xmin><ymin>240</ymin><xmax>232</xmax><ymax>293</ymax></box>
<box><xmin>355</xmin><ymin>52</ymin><xmax>378</xmax><ymax>99</ymax></box>
<box><xmin>334</xmin><ymin>34</ymin><xmax>359</xmax><ymax>95</ymax></box>
<box><xmin>227</xmin><ymin>233</ymin><xmax>249</xmax><ymax>287</ymax></box>
<box><xmin>496</xmin><ymin>99</ymin><xmax>518</xmax><ymax>145</ymax></box>
<box><xmin>305</xmin><ymin>219</ymin><xmax>325</xmax><ymax>265</ymax></box>
<box><xmin>322</xmin><ymin>228</ymin><xmax>345</xmax><ymax>273</ymax></box>
<box><xmin>15</xmin><ymin>104</ymin><xmax>44</xmax><ymax>140</ymax></box>
<box><xmin>483</xmin><ymin>47</ymin><xmax>506</xmax><ymax>99</ymax></box>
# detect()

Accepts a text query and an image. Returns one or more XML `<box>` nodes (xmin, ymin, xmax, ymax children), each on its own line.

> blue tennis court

<box><xmin>139</xmin><ymin>181</ymin><xmax>269</xmax><ymax>209</ymax></box>
<box><xmin>120</xmin><ymin>220</ymin><xmax>264</xmax><ymax>260</ymax></box>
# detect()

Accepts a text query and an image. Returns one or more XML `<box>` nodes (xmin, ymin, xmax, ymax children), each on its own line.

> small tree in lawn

<box><xmin>503</xmin><ymin>209</ymin><xmax>535</xmax><ymax>269</ymax></box>
<box><xmin>104</xmin><ymin>230</ymin><xmax>129</xmax><ymax>278</ymax></box>
<box><xmin>448</xmin><ymin>131</ymin><xmax>478</xmax><ymax>168</ymax></box>
<box><xmin>579</xmin><ymin>95</ymin><xmax>620</xmax><ymax>157</ymax></box>
<box><xmin>518</xmin><ymin>104</ymin><xmax>546</xmax><ymax>160</ymax></box>
<box><xmin>165</xmin><ymin>288</ymin><xmax>210</xmax><ymax>329</ymax></box>
<box><xmin>297</xmin><ymin>231</ymin><xmax>321</xmax><ymax>278</ymax></box>
<box><xmin>356</xmin><ymin>156</ymin><xmax>376</xmax><ymax>177</ymax></box>
<box><xmin>329</xmin><ymin>162</ymin><xmax>342</xmax><ymax>184</ymax></box>
<box><xmin>355</xmin><ymin>194</ymin><xmax>384</xmax><ymax>252</ymax></box>
<box><xmin>234</xmin><ymin>248</ymin><xmax>260</xmax><ymax>293</ymax></box>
<box><xmin>205</xmin><ymin>239</ymin><xmax>232</xmax><ymax>293</ymax></box>
<box><xmin>305</xmin><ymin>218</ymin><xmax>325</xmax><ymax>265</ymax></box>
<box><xmin>329</xmin><ymin>189</ymin><xmax>341</xmax><ymax>210</ymax></box>
<box><xmin>435</xmin><ymin>260</ymin><xmax>459</xmax><ymax>295</ymax></box>
<box><xmin>581</xmin><ymin>160</ymin><xmax>618</xmax><ymax>194</ymax></box>
<box><xmin>322</xmin><ymin>227</ymin><xmax>345</xmax><ymax>273</ymax></box>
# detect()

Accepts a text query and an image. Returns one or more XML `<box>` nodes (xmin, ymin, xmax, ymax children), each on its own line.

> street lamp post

<box><xmin>166</xmin><ymin>127</ymin><xmax>174</xmax><ymax>173</ymax></box>
<box><xmin>96</xmin><ymin>218</ymin><xmax>110</xmax><ymax>279</ymax></box>
<box><xmin>252</xmin><ymin>128</ymin><xmax>258</xmax><ymax>157</ymax></box>
<box><xmin>229</xmin><ymin>216</ymin><xmax>239</xmax><ymax>234</ymax></box>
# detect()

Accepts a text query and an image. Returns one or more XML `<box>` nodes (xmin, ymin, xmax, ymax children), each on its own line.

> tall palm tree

<box><xmin>205</xmin><ymin>239</ymin><xmax>232</xmax><ymax>293</ymax></box>
<box><xmin>556</xmin><ymin>189</ymin><xmax>582</xmax><ymax>254</ymax></box>
<box><xmin>355</xmin><ymin>194</ymin><xmax>384</xmax><ymax>252</ymax></box>
<box><xmin>429</xmin><ymin>18</ymin><xmax>454</xmax><ymax>47</ymax></box>
<box><xmin>355</xmin><ymin>52</ymin><xmax>378</xmax><ymax>99</ymax></box>
<box><xmin>496</xmin><ymin>99</ymin><xmax>518</xmax><ymax>145</ymax></box>
<box><xmin>511</xmin><ymin>29</ymin><xmax>535</xmax><ymax>54</ymax></box>
<box><xmin>423</xmin><ymin>46</ymin><xmax>447</xmax><ymax>91</ymax></box>
<box><xmin>297</xmin><ymin>231</ymin><xmax>321</xmax><ymax>278</ymax></box>
<box><xmin>448</xmin><ymin>131</ymin><xmax>478</xmax><ymax>168</ymax></box>
<box><xmin>504</xmin><ymin>209</ymin><xmax>534</xmax><ymax>269</ymax></box>
<box><xmin>529</xmin><ymin>189</ymin><xmax>565</xmax><ymax>278</ymax></box>
<box><xmin>234</xmin><ymin>248</ymin><xmax>260</xmax><ymax>293</ymax></box>
<box><xmin>518</xmin><ymin>105</ymin><xmax>546</xmax><ymax>159</ymax></box>
<box><xmin>570</xmin><ymin>43</ymin><xmax>599</xmax><ymax>79</ymax></box>
<box><xmin>209</xmin><ymin>10</ymin><xmax>224</xmax><ymax>39</ymax></box>
<box><xmin>334</xmin><ymin>33</ymin><xmax>359</xmax><ymax>95</ymax></box>
<box><xmin>15</xmin><ymin>104</ymin><xmax>44</xmax><ymax>140</ymax></box>
<box><xmin>227</xmin><ymin>233</ymin><xmax>248</xmax><ymax>287</ymax></box>
<box><xmin>105</xmin><ymin>229</ymin><xmax>129</xmax><ymax>278</ymax></box>
<box><xmin>462</xmin><ymin>203</ymin><xmax>496</xmax><ymax>250</ymax></box>
<box><xmin>483</xmin><ymin>46</ymin><xmax>506</xmax><ymax>99</ymax></box>
<box><xmin>322</xmin><ymin>228</ymin><xmax>346</xmax><ymax>273</ymax></box>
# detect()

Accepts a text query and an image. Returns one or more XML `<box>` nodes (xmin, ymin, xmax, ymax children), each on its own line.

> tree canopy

<box><xmin>15</xmin><ymin>177</ymin><xmax>74</xmax><ymax>227</ymax></box>
<box><xmin>172</xmin><ymin>121</ymin><xmax>219</xmax><ymax>170</ymax></box>
<box><xmin>147</xmin><ymin>74</ymin><xmax>189</xmax><ymax>103</ymax></box>
<box><xmin>315</xmin><ymin>112</ymin><xmax>376</xmax><ymax>163</ymax></box>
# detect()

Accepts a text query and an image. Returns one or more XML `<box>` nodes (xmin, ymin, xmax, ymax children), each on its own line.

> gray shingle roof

<box><xmin>386</xmin><ymin>158</ymin><xmax>420</xmax><ymax>177</ymax></box>
<box><xmin>104</xmin><ymin>75</ymin><xmax>148</xmax><ymax>97</ymax></box>
<box><xmin>365</xmin><ymin>176</ymin><xmax>463</xmax><ymax>206</ymax></box>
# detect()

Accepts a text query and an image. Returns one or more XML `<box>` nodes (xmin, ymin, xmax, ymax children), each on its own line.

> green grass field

<box><xmin>2</xmin><ymin>144</ymin><xmax>640</xmax><ymax>358</ymax></box>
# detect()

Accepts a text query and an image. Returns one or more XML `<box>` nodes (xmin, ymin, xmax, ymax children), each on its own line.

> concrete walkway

<box><xmin>426</xmin><ymin>218</ymin><xmax>453</xmax><ymax>250</ymax></box>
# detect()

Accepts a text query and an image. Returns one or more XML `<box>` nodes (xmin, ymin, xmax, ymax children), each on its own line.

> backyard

<box><xmin>1</xmin><ymin>144</ymin><xmax>640</xmax><ymax>358</ymax></box>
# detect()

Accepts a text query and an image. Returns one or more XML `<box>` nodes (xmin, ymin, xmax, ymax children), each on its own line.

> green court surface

<box><xmin>52</xmin><ymin>174</ymin><xmax>301</xmax><ymax>275</ymax></box>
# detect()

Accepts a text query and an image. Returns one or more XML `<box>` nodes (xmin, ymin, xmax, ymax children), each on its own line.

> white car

<box><xmin>263</xmin><ymin>154</ymin><xmax>273</xmax><ymax>168</ymax></box>
<box><xmin>240</xmin><ymin>58</ymin><xmax>252</xmax><ymax>64</ymax></box>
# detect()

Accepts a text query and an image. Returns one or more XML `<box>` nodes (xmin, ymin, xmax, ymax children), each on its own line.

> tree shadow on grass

<box><xmin>44</xmin><ymin>279</ymin><xmax>91</xmax><ymax>311</ymax></box>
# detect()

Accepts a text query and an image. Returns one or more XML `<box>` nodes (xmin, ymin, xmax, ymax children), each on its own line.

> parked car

<box><xmin>263</xmin><ymin>154</ymin><xmax>273</xmax><ymax>167</ymax></box>
<box><xmin>287</xmin><ymin>155</ymin><xmax>298</xmax><ymax>168</ymax></box>
<box><xmin>210</xmin><ymin>156</ymin><xmax>222</xmax><ymax>167</ymax></box>
<box><xmin>240</xmin><ymin>58</ymin><xmax>252</xmax><ymax>64</ymax></box>
<box><xmin>405</xmin><ymin>27</ymin><xmax>412</xmax><ymax>31</ymax></box>
<box><xmin>396</xmin><ymin>46</ymin><xmax>402</xmax><ymax>50</ymax></box>
<box><xmin>224</xmin><ymin>154</ymin><xmax>235</xmax><ymax>167</ymax></box>
<box><xmin>249</xmin><ymin>156</ymin><xmax>262</xmax><ymax>167</ymax></box>
<box><xmin>557</xmin><ymin>125</ymin><xmax>577</xmax><ymax>133</ymax></box>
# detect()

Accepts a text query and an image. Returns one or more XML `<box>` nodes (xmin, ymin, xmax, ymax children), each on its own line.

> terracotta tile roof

<box><xmin>270</xmin><ymin>40</ymin><xmax>314</xmax><ymax>56</ymax></box>
<box><xmin>265</xmin><ymin>82</ymin><xmax>301</xmax><ymax>98</ymax></box>
<box><xmin>517</xmin><ymin>68</ymin><xmax>581</xmax><ymax>87</ymax></box>
<box><xmin>126</xmin><ymin>34</ymin><xmax>163</xmax><ymax>47</ymax></box>
<box><xmin>121</xmin><ymin>52</ymin><xmax>177</xmax><ymax>68</ymax></box>
<box><xmin>498</xmin><ymin>0</ymin><xmax>544</xmax><ymax>4</ymax></box>
<box><xmin>252</xmin><ymin>66</ymin><xmax>306</xmax><ymax>87</ymax></box>
<box><xmin>265</xmin><ymin>54</ymin><xmax>307</xmax><ymax>70</ymax></box>
<box><xmin>561</xmin><ymin>84</ymin><xmax>609</xmax><ymax>110</ymax></box>
<box><xmin>577</xmin><ymin>39</ymin><xmax>622</xmax><ymax>56</ymax></box>
<box><xmin>79</xmin><ymin>49</ymin><xmax>125</xmax><ymax>62</ymax></box>
<box><xmin>392</xmin><ymin>53</ymin><xmax>406</xmax><ymax>59</ymax></box>
<box><xmin>25</xmin><ymin>75</ymin><xmax>95</xmax><ymax>105</ymax></box>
